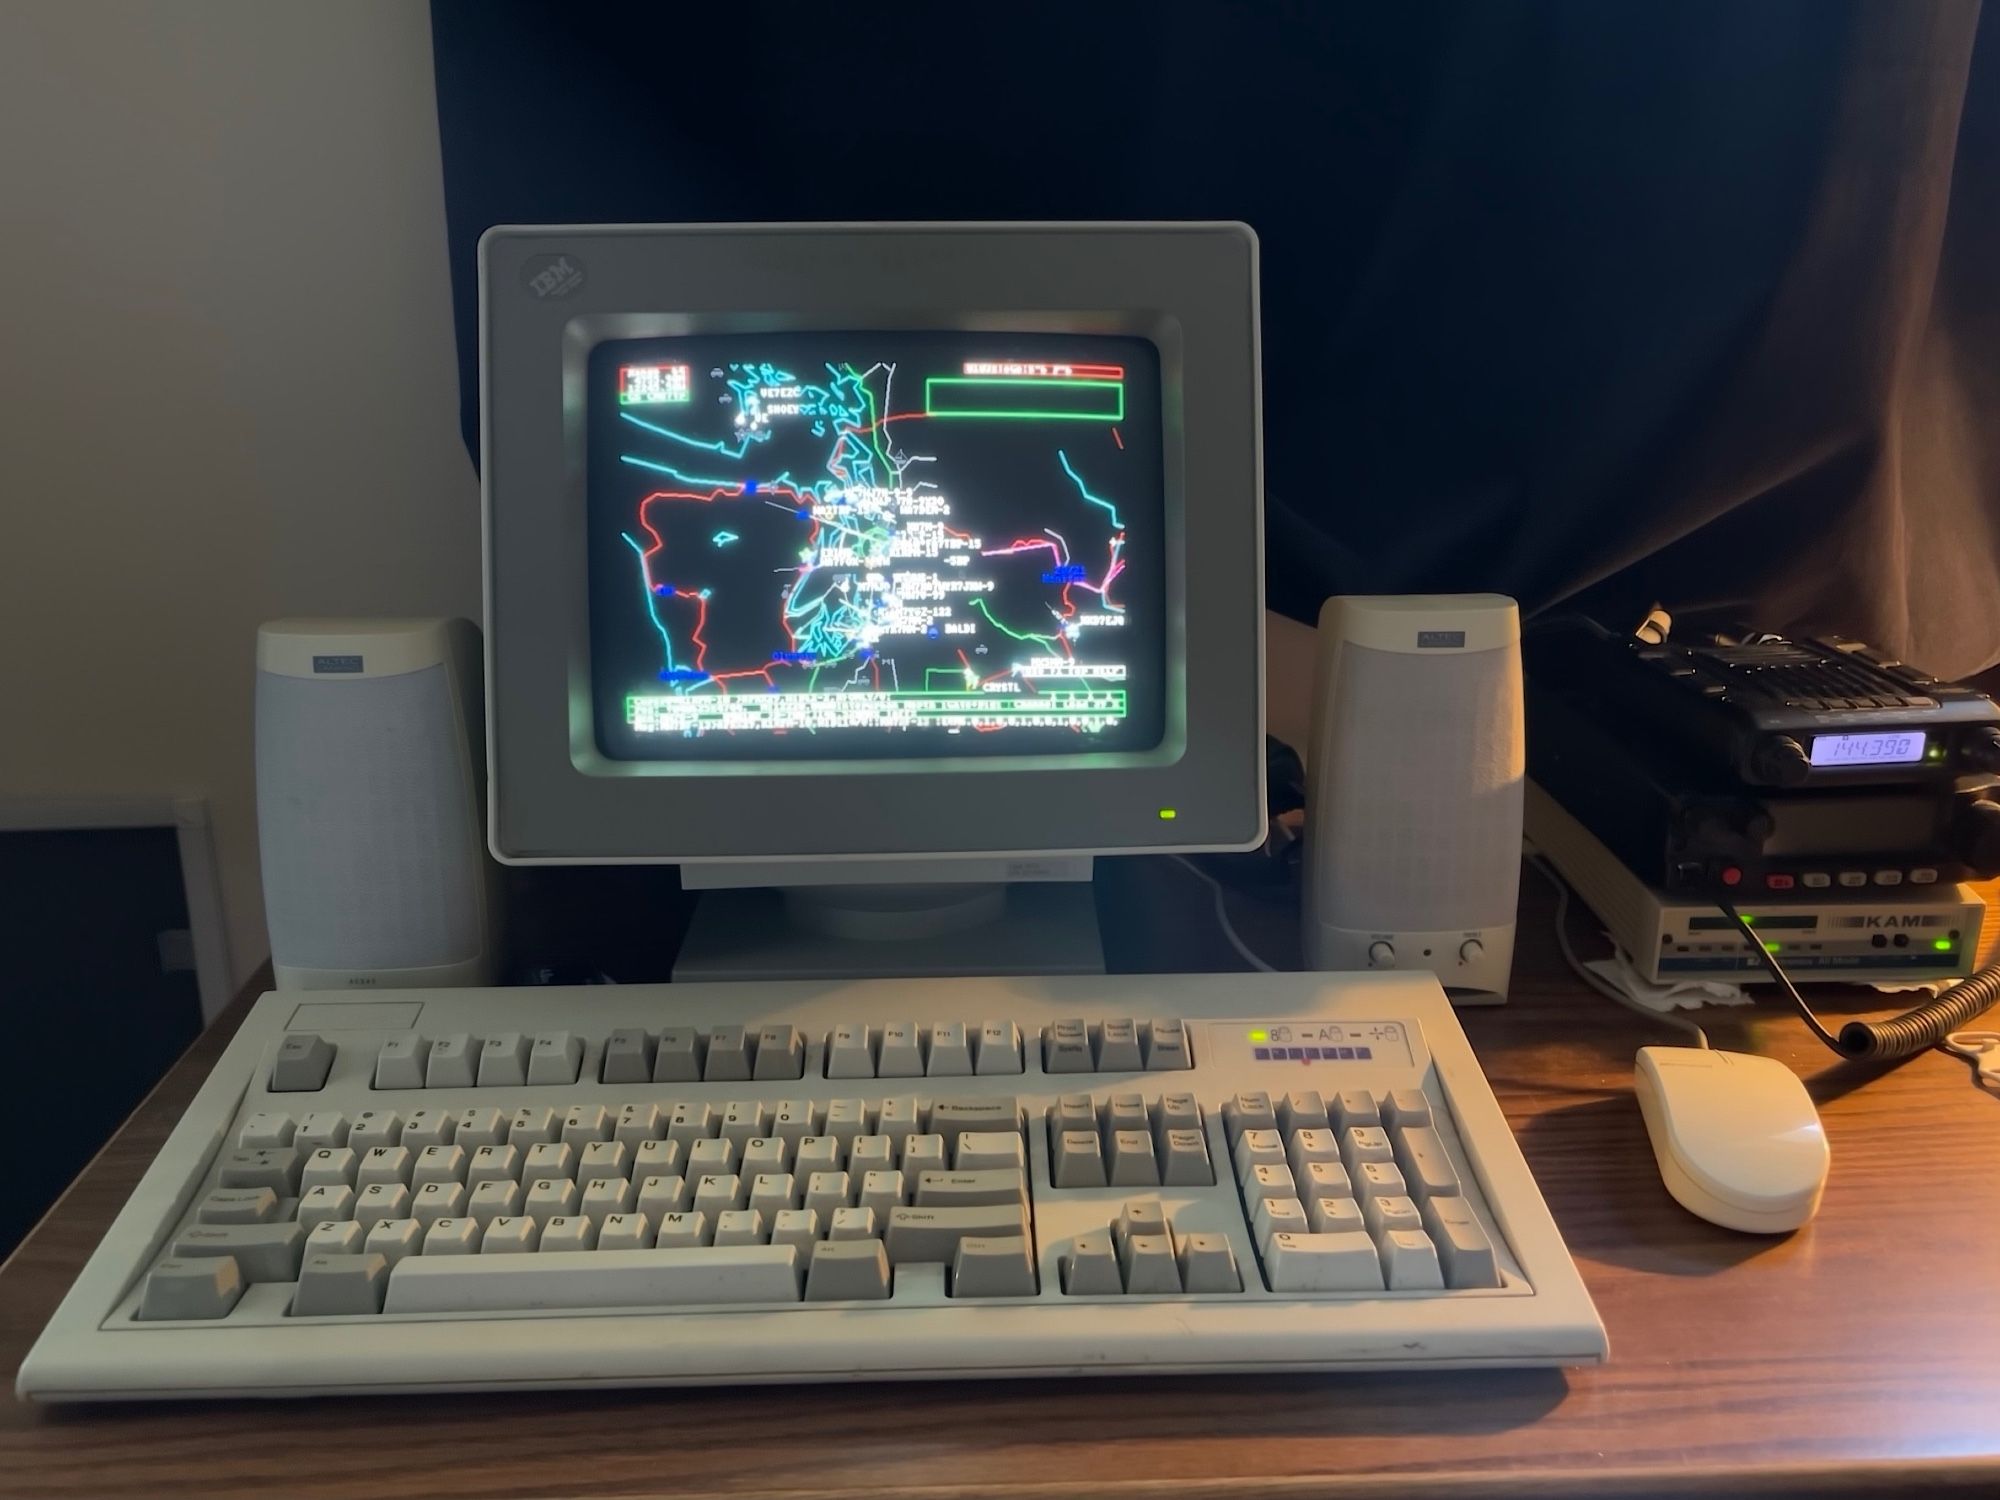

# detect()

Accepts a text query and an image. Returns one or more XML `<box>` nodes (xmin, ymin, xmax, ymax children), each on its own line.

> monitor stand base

<box><xmin>672</xmin><ymin>882</ymin><xmax>1106</xmax><ymax>982</ymax></box>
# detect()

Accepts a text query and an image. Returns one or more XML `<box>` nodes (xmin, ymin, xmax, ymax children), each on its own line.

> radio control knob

<box><xmin>1459</xmin><ymin>939</ymin><xmax>1485</xmax><ymax>963</ymax></box>
<box><xmin>1751</xmin><ymin>735</ymin><xmax>1812</xmax><ymax>787</ymax></box>
<box><xmin>1366</xmin><ymin>941</ymin><xmax>1396</xmax><ymax>968</ymax></box>
<box><xmin>1954</xmin><ymin>798</ymin><xmax>2000</xmax><ymax>878</ymax></box>
<box><xmin>1965</xmin><ymin>728</ymin><xmax>2000</xmax><ymax>773</ymax></box>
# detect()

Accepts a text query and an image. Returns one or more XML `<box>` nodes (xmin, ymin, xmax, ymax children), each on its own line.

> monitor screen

<box><xmin>586</xmin><ymin>332</ymin><xmax>1165</xmax><ymax>761</ymax></box>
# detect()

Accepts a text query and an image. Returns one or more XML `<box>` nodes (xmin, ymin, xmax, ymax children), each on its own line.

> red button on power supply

<box><xmin>1720</xmin><ymin>867</ymin><xmax>1743</xmax><ymax>887</ymax></box>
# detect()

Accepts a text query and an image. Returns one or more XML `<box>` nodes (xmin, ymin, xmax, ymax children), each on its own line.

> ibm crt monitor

<box><xmin>480</xmin><ymin>223</ymin><xmax>1265</xmax><ymax>975</ymax></box>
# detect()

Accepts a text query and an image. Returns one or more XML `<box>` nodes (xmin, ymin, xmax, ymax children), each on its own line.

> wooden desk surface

<box><xmin>2</xmin><ymin>867</ymin><xmax>1996</xmax><ymax>1500</ymax></box>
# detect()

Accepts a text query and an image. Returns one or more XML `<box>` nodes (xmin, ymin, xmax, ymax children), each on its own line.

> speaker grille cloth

<box><xmin>256</xmin><ymin>665</ymin><xmax>481</xmax><ymax>970</ymax></box>
<box><xmin>1319</xmin><ymin>643</ymin><xmax>1523</xmax><ymax>930</ymax></box>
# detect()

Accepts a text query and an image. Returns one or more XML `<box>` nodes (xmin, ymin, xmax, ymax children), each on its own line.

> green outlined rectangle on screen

<box><xmin>925</xmin><ymin>377</ymin><xmax>1125</xmax><ymax>421</ymax></box>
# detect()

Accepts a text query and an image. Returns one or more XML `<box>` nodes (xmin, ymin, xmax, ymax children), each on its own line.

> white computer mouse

<box><xmin>1633</xmin><ymin>1046</ymin><xmax>1829</xmax><ymax>1233</ymax></box>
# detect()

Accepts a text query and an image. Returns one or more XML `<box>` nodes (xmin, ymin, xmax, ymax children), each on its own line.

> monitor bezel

<box><xmin>481</xmin><ymin>222</ymin><xmax>1264</xmax><ymax>864</ymax></box>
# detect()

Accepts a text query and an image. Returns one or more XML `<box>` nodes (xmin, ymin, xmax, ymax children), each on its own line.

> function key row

<box><xmin>345</xmin><ymin>1018</ymin><xmax>1196</xmax><ymax>1094</ymax></box>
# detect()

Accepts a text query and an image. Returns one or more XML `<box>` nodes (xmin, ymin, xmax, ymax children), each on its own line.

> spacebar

<box><xmin>382</xmin><ymin>1247</ymin><xmax>804</xmax><ymax>1314</ymax></box>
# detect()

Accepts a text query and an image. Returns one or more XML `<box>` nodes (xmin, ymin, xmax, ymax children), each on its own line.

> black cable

<box><xmin>1716</xmin><ymin>896</ymin><xmax>2000</xmax><ymax>1061</ymax></box>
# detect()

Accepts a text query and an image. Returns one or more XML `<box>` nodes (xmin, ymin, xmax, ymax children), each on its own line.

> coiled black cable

<box><xmin>1718</xmin><ymin>897</ymin><xmax>2000</xmax><ymax>1061</ymax></box>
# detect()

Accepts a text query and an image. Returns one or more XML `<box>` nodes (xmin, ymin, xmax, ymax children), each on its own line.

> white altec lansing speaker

<box><xmin>255</xmin><ymin>618</ymin><xmax>497</xmax><ymax>990</ymax></box>
<box><xmin>1303</xmin><ymin>595</ymin><xmax>1524</xmax><ymax>1002</ymax></box>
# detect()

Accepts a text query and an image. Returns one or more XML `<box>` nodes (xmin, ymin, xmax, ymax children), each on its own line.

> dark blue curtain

<box><xmin>433</xmin><ymin>0</ymin><xmax>2000</xmax><ymax>676</ymax></box>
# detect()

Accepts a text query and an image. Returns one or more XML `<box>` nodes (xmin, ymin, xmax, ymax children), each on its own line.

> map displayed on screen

<box><xmin>586</xmin><ymin>332</ymin><xmax>1165</xmax><ymax>760</ymax></box>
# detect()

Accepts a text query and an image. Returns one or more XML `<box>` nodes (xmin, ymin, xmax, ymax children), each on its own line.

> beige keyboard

<box><xmin>20</xmin><ymin>971</ymin><xmax>1605</xmax><ymax>1400</ymax></box>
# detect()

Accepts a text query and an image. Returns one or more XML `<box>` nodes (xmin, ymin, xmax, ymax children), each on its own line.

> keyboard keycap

<box><xmin>914</xmin><ymin>1169</ymin><xmax>1029</xmax><ymax>1212</ymax></box>
<box><xmin>1363</xmin><ymin>1193</ymin><xmax>1423</xmax><ymax>1239</ymax></box>
<box><xmin>1177</xmin><ymin>1233</ymin><xmax>1241</xmax><ymax>1293</ymax></box>
<box><xmin>1421</xmin><ymin>1195</ymin><xmax>1501</xmax><ymax>1288</ymax></box>
<box><xmin>1380</xmin><ymin>1229</ymin><xmax>1445</xmax><ymax>1290</ymax></box>
<box><xmin>713</xmin><ymin>1209</ymin><xmax>766</xmax><ymax>1247</ymax></box>
<box><xmin>1142</xmin><ymin>1019</ymin><xmax>1190</xmax><ymax>1070</ymax></box>
<box><xmin>527</xmin><ymin>1031</ymin><xmax>583</xmax><ymax>1085</ymax></box>
<box><xmin>412</xmin><ymin>1144</ymin><xmax>466</xmax><ymax>1187</ymax></box>
<box><xmin>884</xmin><ymin>1204</ymin><xmax>1029</xmax><ymax>1263</ymax></box>
<box><xmin>174</xmin><ymin>1222</ymin><xmax>305</xmax><ymax>1282</ymax></box>
<box><xmin>635</xmin><ymin>1175</ymin><xmax>691</xmax><ymax>1220</ymax></box>
<box><xmin>974</xmin><ymin>1020</ymin><xmax>1023</xmax><ymax>1075</ymax></box>
<box><xmin>1043</xmin><ymin>1018</ymin><xmax>1092</xmax><ymax>1072</ymax></box>
<box><xmin>929</xmin><ymin>1098</ymin><xmax>1019</xmax><ymax>1147</ymax></box>
<box><xmin>1356</xmin><ymin>1161</ymin><xmax>1409</xmax><ymax>1208</ymax></box>
<box><xmin>508</xmin><ymin>1107</ymin><xmax>558</xmax><ymax>1147</ymax></box>
<box><xmin>363</xmin><ymin>1218</ymin><xmax>423</xmax><ymax>1268</ymax></box>
<box><xmin>298</xmin><ymin>1184</ymin><xmax>356</xmax><ymax>1231</ymax></box>
<box><xmin>1392</xmin><ymin>1125</ymin><xmax>1461</xmax><ymax>1201</ymax></box>
<box><xmin>1160</xmin><ymin>1128</ymin><xmax>1213</xmax><ymax>1186</ymax></box>
<box><xmin>1332</xmin><ymin>1090</ymin><xmax>1381</xmax><ymax>1131</ymax></box>
<box><xmin>771</xmin><ymin>1208</ymin><xmax>819</xmax><ymax>1252</ymax></box>
<box><xmin>615</xmin><ymin>1104</ymin><xmax>666</xmax><ymax>1151</ymax></box>
<box><xmin>876</xmin><ymin>1021</ymin><xmax>924</xmax><ymax>1078</ymax></box>
<box><xmin>1062</xmin><ymin>1232</ymin><xmax>1122</xmax><ymax>1294</ymax></box>
<box><xmin>704</xmin><ymin>1025</ymin><xmax>754</xmax><ymax>1082</ymax></box>
<box><xmin>653</xmin><ymin>1027</ymin><xmax>704</xmax><ymax>1083</ymax></box>
<box><xmin>1223</xmin><ymin>1092</ymin><xmax>1277</xmax><ymax>1147</ymax></box>
<box><xmin>477</xmin><ymin>1032</ymin><xmax>530</xmax><ymax>1087</ymax></box>
<box><xmin>954</xmin><ymin>1131</ymin><xmax>1025</xmax><ymax>1173</ymax></box>
<box><xmin>385</xmin><ymin>1246</ymin><xmax>806</xmax><ymax>1312</ymax></box>
<box><xmin>356</xmin><ymin>1146</ymin><xmax>413</xmax><ymax>1189</ymax></box>
<box><xmin>349</xmin><ymin>1110</ymin><xmax>402</xmax><ymax>1151</ymax></box>
<box><xmin>600</xmin><ymin>1028</ymin><xmax>654</xmax><ymax>1085</ymax></box>
<box><xmin>373</xmin><ymin>1036</ymin><xmax>427</xmax><ymax>1091</ymax></box>
<box><xmin>1253</xmin><ymin>1196</ymin><xmax>1310</xmax><ymax>1253</ymax></box>
<box><xmin>355</xmin><ymin>1183</ymin><xmax>412</xmax><ymax>1231</ymax></box>
<box><xmin>748</xmin><ymin>1172</ymin><xmax>798</xmax><ymax>1219</ymax></box>
<box><xmin>1341</xmin><ymin>1126</ymin><xmax>1395</xmax><ymax>1169</ymax></box>
<box><xmin>295</xmin><ymin>1111</ymin><xmax>350</xmax><ymax>1150</ymax></box>
<box><xmin>1278</xmin><ymin>1090</ymin><xmax>1330</xmax><ymax>1135</ymax></box>
<box><xmin>464</xmin><ymin>1144</ymin><xmax>520</xmax><ymax>1192</ymax></box>
<box><xmin>218</xmin><ymin>1148</ymin><xmax>304</xmax><ymax>1196</ymax></box>
<box><xmin>401</xmin><ymin>1109</ymin><xmax>456</xmax><ymax>1151</ymax></box>
<box><xmin>950</xmin><ymin>1235</ymin><xmax>1036</xmax><ymax>1297</ymax></box>
<box><xmin>140</xmin><ymin>1256</ymin><xmax>245</xmax><ymax>1321</ymax></box>
<box><xmin>271</xmin><ymin>1033</ymin><xmax>336</xmax><ymax>1093</ymax></box>
<box><xmin>1245</xmin><ymin>1163</ymin><xmax>1297</xmax><ymax>1203</ymax></box>
<box><xmin>1232</xmin><ymin>1128</ymin><xmax>1286</xmax><ymax>1177</ymax></box>
<box><xmin>424</xmin><ymin>1034</ymin><xmax>478</xmax><ymax>1090</ymax></box>
<box><xmin>826</xmin><ymin>1024</ymin><xmax>874</xmax><ymax>1079</ymax></box>
<box><xmin>828</xmin><ymin>1205</ymin><xmax>877</xmax><ymax>1241</ymax></box>
<box><xmin>1119</xmin><ymin>1233</ymin><xmax>1180</xmax><ymax>1293</ymax></box>
<box><xmin>420</xmin><ymin>1218</ymin><xmax>482</xmax><ymax>1254</ymax></box>
<box><xmin>1381</xmin><ymin>1088</ymin><xmax>1432</xmax><ymax>1130</ymax></box>
<box><xmin>1107</xmin><ymin>1129</ymin><xmax>1160</xmax><ymax>1187</ymax></box>
<box><xmin>805</xmin><ymin>1239</ymin><xmax>891</xmax><ymax>1301</ymax></box>
<box><xmin>596</xmin><ymin>1212</ymin><xmax>648</xmax><ymax>1253</ymax></box>
<box><xmin>292</xmin><ymin>1253</ymin><xmax>389</xmax><ymax>1316</ymax></box>
<box><xmin>481</xmin><ymin>1216</ymin><xmax>540</xmax><ymax>1254</ymax></box>
<box><xmin>467</xmin><ymin>1180</ymin><xmax>523</xmax><ymax>1226</ymax></box>
<box><xmin>753</xmin><ymin>1025</ymin><xmax>804</xmax><ymax>1081</ymax></box>
<box><xmin>197</xmin><ymin>1188</ymin><xmax>279</xmax><ymax>1224</ymax></box>
<box><xmin>927</xmin><ymin>1022</ymin><xmax>973</xmax><ymax>1077</ymax></box>
<box><xmin>238</xmin><ymin>1112</ymin><xmax>294</xmax><ymax>1150</ymax></box>
<box><xmin>305</xmin><ymin>1219</ymin><xmax>363</xmax><ymax>1257</ymax></box>
<box><xmin>413</xmin><ymin>1182</ymin><xmax>467</xmax><ymax>1227</ymax></box>
<box><xmin>656</xmin><ymin>1211</ymin><xmax>711</xmax><ymax>1249</ymax></box>
<box><xmin>1053</xmin><ymin>1129</ymin><xmax>1108</xmax><ymax>1188</ymax></box>
<box><xmin>1310</xmin><ymin>1196</ymin><xmax>1365</xmax><ymax>1235</ymax></box>
<box><xmin>1095</xmin><ymin>1017</ymin><xmax>1143</xmax><ymax>1071</ymax></box>
<box><xmin>1264</xmin><ymin>1231</ymin><xmax>1385</xmax><ymax>1292</ymax></box>
<box><xmin>561</xmin><ymin>1105</ymin><xmax>612</xmax><ymax>1147</ymax></box>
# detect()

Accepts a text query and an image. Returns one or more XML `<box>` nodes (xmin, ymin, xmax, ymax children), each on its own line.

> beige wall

<box><xmin>0</xmin><ymin>1</ymin><xmax>478</xmax><ymax>991</ymax></box>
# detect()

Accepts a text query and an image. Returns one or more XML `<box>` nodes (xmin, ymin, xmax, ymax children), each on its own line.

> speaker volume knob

<box><xmin>1459</xmin><ymin>939</ymin><xmax>1485</xmax><ymax>963</ymax></box>
<box><xmin>1367</xmin><ymin>941</ymin><xmax>1396</xmax><ymax>968</ymax></box>
<box><xmin>1751</xmin><ymin>735</ymin><xmax>1811</xmax><ymax>787</ymax></box>
<box><xmin>1964</xmin><ymin>727</ymin><xmax>2000</xmax><ymax>773</ymax></box>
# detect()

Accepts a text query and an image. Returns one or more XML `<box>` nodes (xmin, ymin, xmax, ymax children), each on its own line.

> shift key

<box><xmin>885</xmin><ymin>1203</ymin><xmax>1028</xmax><ymax>1263</ymax></box>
